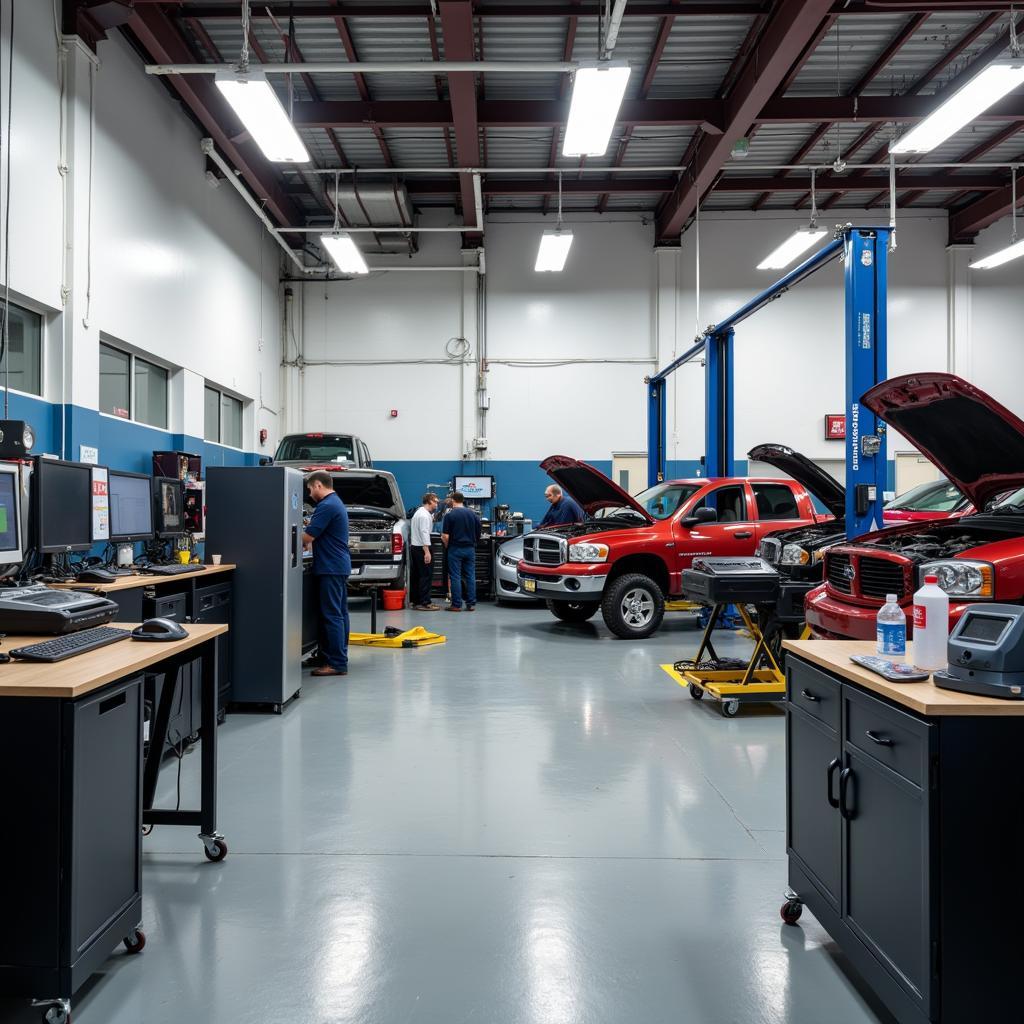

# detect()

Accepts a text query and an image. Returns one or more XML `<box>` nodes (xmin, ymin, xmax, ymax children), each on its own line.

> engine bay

<box><xmin>856</xmin><ymin>521</ymin><xmax>1023</xmax><ymax>563</ymax></box>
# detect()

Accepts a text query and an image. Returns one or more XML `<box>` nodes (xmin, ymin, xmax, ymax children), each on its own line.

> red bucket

<box><xmin>381</xmin><ymin>589</ymin><xmax>407</xmax><ymax>611</ymax></box>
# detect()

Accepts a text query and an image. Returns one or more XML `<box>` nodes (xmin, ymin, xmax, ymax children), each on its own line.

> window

<box><xmin>0</xmin><ymin>301</ymin><xmax>42</xmax><ymax>396</ymax></box>
<box><xmin>99</xmin><ymin>341</ymin><xmax>168</xmax><ymax>428</ymax></box>
<box><xmin>695</xmin><ymin>485</ymin><xmax>748</xmax><ymax>523</ymax></box>
<box><xmin>633</xmin><ymin>482</ymin><xmax>701</xmax><ymax>521</ymax></box>
<box><xmin>205</xmin><ymin>384</ymin><xmax>244</xmax><ymax>448</ymax></box>
<box><xmin>752</xmin><ymin>483</ymin><xmax>799</xmax><ymax>520</ymax></box>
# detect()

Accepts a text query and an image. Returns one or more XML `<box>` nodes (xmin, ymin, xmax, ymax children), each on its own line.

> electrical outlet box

<box><xmin>478</xmin><ymin>394</ymin><xmax>491</xmax><ymax>410</ymax></box>
<box><xmin>473</xmin><ymin>437</ymin><xmax>488</xmax><ymax>451</ymax></box>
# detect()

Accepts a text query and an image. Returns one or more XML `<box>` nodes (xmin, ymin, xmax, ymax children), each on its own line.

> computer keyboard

<box><xmin>10</xmin><ymin>625</ymin><xmax>133</xmax><ymax>662</ymax></box>
<box><xmin>145</xmin><ymin>564</ymin><xmax>206</xmax><ymax>576</ymax></box>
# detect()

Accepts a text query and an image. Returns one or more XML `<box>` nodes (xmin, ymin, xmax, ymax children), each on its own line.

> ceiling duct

<box><xmin>329</xmin><ymin>183</ymin><xmax>415</xmax><ymax>254</ymax></box>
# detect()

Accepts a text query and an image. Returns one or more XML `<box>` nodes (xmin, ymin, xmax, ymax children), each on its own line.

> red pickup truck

<box><xmin>806</xmin><ymin>372</ymin><xmax>1024</xmax><ymax>640</ymax></box>
<box><xmin>517</xmin><ymin>456</ymin><xmax>830</xmax><ymax>639</ymax></box>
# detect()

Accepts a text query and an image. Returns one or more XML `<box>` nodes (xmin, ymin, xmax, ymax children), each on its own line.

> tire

<box><xmin>688</xmin><ymin>683</ymin><xmax>704</xmax><ymax>700</ymax></box>
<box><xmin>600</xmin><ymin>573</ymin><xmax>665</xmax><ymax>640</ymax></box>
<box><xmin>546</xmin><ymin>599</ymin><xmax>600</xmax><ymax>623</ymax></box>
<box><xmin>204</xmin><ymin>838</ymin><xmax>229</xmax><ymax>862</ymax></box>
<box><xmin>720</xmin><ymin>699</ymin><xmax>740</xmax><ymax>718</ymax></box>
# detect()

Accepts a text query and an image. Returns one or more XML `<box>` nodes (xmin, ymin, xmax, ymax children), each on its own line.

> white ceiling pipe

<box><xmin>281</xmin><ymin>226</ymin><xmax>470</xmax><ymax>233</ymax></box>
<box><xmin>473</xmin><ymin>173</ymin><xmax>485</xmax><ymax>232</ymax></box>
<box><xmin>148</xmin><ymin>60</ymin><xmax>579</xmax><ymax>76</ymax></box>
<box><xmin>201</xmin><ymin>138</ymin><xmax>314</xmax><ymax>274</ymax></box>
<box><xmin>602</xmin><ymin>0</ymin><xmax>630</xmax><ymax>58</ymax></box>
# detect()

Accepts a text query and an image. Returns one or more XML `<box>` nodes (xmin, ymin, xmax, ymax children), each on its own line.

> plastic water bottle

<box><xmin>912</xmin><ymin>574</ymin><xmax>949</xmax><ymax>672</ymax></box>
<box><xmin>876</xmin><ymin>594</ymin><xmax>906</xmax><ymax>656</ymax></box>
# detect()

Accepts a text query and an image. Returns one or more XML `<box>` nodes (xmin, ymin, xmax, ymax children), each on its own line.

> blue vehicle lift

<box><xmin>646</xmin><ymin>225</ymin><xmax>891</xmax><ymax>540</ymax></box>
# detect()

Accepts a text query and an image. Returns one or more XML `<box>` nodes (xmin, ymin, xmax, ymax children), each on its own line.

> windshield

<box><xmin>276</xmin><ymin>434</ymin><xmax>355</xmax><ymax>463</ymax></box>
<box><xmin>885</xmin><ymin>479</ymin><xmax>964</xmax><ymax>513</ymax></box>
<box><xmin>632</xmin><ymin>483</ymin><xmax>702</xmax><ymax>521</ymax></box>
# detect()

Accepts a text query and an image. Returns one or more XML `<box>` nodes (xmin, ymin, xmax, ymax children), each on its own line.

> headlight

<box><xmin>568</xmin><ymin>542</ymin><xmax>609</xmax><ymax>563</ymax></box>
<box><xmin>499</xmin><ymin>555</ymin><xmax>517</xmax><ymax>567</ymax></box>
<box><xmin>918</xmin><ymin>559</ymin><xmax>994</xmax><ymax>598</ymax></box>
<box><xmin>781</xmin><ymin>543</ymin><xmax>810</xmax><ymax>566</ymax></box>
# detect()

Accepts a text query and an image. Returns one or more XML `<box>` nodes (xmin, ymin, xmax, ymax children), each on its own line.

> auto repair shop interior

<box><xmin>3</xmin><ymin>1</ymin><xmax>1024</xmax><ymax>1023</ymax></box>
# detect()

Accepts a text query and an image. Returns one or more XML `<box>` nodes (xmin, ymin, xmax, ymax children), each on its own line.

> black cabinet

<box><xmin>785</xmin><ymin>655</ymin><xmax>1023</xmax><ymax>1024</ymax></box>
<box><xmin>144</xmin><ymin>592</ymin><xmax>192</xmax><ymax>751</ymax></box>
<box><xmin>195</xmin><ymin>583</ymin><xmax>232</xmax><ymax>716</ymax></box>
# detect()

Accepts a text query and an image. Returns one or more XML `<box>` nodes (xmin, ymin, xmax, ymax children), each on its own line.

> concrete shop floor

<box><xmin>8</xmin><ymin>602</ymin><xmax>894</xmax><ymax>1024</ymax></box>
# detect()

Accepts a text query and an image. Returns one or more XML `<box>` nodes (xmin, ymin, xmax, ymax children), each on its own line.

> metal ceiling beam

<box><xmin>127</xmin><ymin>5</ymin><xmax>301</xmax><ymax>227</ymax></box>
<box><xmin>915</xmin><ymin>122</ymin><xmax>1022</xmax><ymax>206</ymax></box>
<box><xmin>655</xmin><ymin>0</ymin><xmax>834</xmax><ymax>242</ymax></box>
<box><xmin>439</xmin><ymin>1</ymin><xmax>482</xmax><ymax>233</ymax></box>
<box><xmin>949</xmin><ymin>159</ymin><xmax>1024</xmax><ymax>239</ymax></box>
<box><xmin>760</xmin><ymin>94</ymin><xmax>1024</xmax><ymax>124</ymax></box>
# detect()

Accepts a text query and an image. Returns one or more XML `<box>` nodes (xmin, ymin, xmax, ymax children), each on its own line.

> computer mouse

<box><xmin>78</xmin><ymin>568</ymin><xmax>118</xmax><ymax>584</ymax></box>
<box><xmin>131</xmin><ymin>617</ymin><xmax>188</xmax><ymax>642</ymax></box>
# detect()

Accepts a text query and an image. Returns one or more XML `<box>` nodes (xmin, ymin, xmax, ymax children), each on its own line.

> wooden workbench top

<box><xmin>783</xmin><ymin>639</ymin><xmax>1024</xmax><ymax>717</ymax></box>
<box><xmin>50</xmin><ymin>563</ymin><xmax>235</xmax><ymax>593</ymax></box>
<box><xmin>0</xmin><ymin>623</ymin><xmax>227</xmax><ymax>699</ymax></box>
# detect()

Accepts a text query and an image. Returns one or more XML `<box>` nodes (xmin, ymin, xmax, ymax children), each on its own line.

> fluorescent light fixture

<box><xmin>321</xmin><ymin>232</ymin><xmax>369</xmax><ymax>275</ymax></box>
<box><xmin>562</xmin><ymin>61</ymin><xmax>631</xmax><ymax>157</ymax></box>
<box><xmin>215</xmin><ymin>70</ymin><xmax>309</xmax><ymax>163</ymax></box>
<box><xmin>535</xmin><ymin>228</ymin><xmax>574</xmax><ymax>272</ymax></box>
<box><xmin>891</xmin><ymin>60</ymin><xmax>1024</xmax><ymax>154</ymax></box>
<box><xmin>969</xmin><ymin>237</ymin><xmax>1024</xmax><ymax>269</ymax></box>
<box><xmin>756</xmin><ymin>226</ymin><xmax>828</xmax><ymax>270</ymax></box>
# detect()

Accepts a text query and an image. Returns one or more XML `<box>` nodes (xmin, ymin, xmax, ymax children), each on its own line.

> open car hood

<box><xmin>539</xmin><ymin>455</ymin><xmax>654</xmax><ymax>523</ymax></box>
<box><xmin>862</xmin><ymin>372</ymin><xmax>1024</xmax><ymax>509</ymax></box>
<box><xmin>747</xmin><ymin>443</ymin><xmax>846</xmax><ymax>518</ymax></box>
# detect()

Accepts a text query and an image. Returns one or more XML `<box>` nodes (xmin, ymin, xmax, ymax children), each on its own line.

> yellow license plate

<box><xmin>522</xmin><ymin>578</ymin><xmax>536</xmax><ymax>593</ymax></box>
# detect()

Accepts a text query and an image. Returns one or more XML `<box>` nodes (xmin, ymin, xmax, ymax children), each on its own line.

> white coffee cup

<box><xmin>211</xmin><ymin>554</ymin><xmax>223</xmax><ymax>566</ymax></box>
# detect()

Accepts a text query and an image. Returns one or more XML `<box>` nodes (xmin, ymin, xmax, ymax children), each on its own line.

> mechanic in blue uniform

<box><xmin>538</xmin><ymin>484</ymin><xmax>584</xmax><ymax>528</ymax></box>
<box><xmin>303</xmin><ymin>470</ymin><xmax>351</xmax><ymax>677</ymax></box>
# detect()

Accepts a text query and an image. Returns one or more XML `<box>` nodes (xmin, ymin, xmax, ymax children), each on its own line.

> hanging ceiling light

<box><xmin>891</xmin><ymin>14</ymin><xmax>1024</xmax><ymax>156</ymax></box>
<box><xmin>536</xmin><ymin>173</ymin><xmax>574</xmax><ymax>272</ymax></box>
<box><xmin>970</xmin><ymin>167</ymin><xmax>1024</xmax><ymax>268</ymax></box>
<box><xmin>214</xmin><ymin>3</ymin><xmax>309</xmax><ymax>163</ymax></box>
<box><xmin>562</xmin><ymin>61</ymin><xmax>631</xmax><ymax>157</ymax></box>
<box><xmin>757</xmin><ymin>169</ymin><xmax>828</xmax><ymax>270</ymax></box>
<box><xmin>321</xmin><ymin>232</ymin><xmax>369</xmax><ymax>274</ymax></box>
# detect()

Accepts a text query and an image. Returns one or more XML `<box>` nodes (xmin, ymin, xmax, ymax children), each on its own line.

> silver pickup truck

<box><xmin>301</xmin><ymin>466</ymin><xmax>409</xmax><ymax>593</ymax></box>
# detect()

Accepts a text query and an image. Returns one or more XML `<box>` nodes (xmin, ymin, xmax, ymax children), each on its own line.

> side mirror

<box><xmin>259</xmin><ymin>456</ymin><xmax>273</xmax><ymax>466</ymax></box>
<box><xmin>682</xmin><ymin>507</ymin><xmax>718</xmax><ymax>529</ymax></box>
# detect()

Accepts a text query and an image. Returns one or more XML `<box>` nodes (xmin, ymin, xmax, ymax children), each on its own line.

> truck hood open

<box><xmin>862</xmin><ymin>372</ymin><xmax>1024</xmax><ymax>510</ymax></box>
<box><xmin>747</xmin><ymin>443</ymin><xmax>846</xmax><ymax>518</ymax></box>
<box><xmin>539</xmin><ymin>455</ymin><xmax>654</xmax><ymax>523</ymax></box>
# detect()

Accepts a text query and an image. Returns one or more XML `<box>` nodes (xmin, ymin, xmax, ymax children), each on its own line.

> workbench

<box><xmin>781</xmin><ymin>639</ymin><xmax>1024</xmax><ymax>1024</ymax></box>
<box><xmin>0</xmin><ymin>623</ymin><xmax>227</xmax><ymax>1024</ymax></box>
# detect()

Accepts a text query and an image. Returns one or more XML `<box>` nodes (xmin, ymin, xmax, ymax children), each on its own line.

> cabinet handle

<box><xmin>865</xmin><ymin>730</ymin><xmax>894</xmax><ymax>747</ymax></box>
<box><xmin>800</xmin><ymin>688</ymin><xmax>820</xmax><ymax>703</ymax></box>
<box><xmin>826</xmin><ymin>757</ymin><xmax>841</xmax><ymax>809</ymax></box>
<box><xmin>839</xmin><ymin>767</ymin><xmax>854</xmax><ymax>820</ymax></box>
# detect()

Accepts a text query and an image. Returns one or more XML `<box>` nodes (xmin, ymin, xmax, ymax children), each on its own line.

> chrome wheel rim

<box><xmin>620</xmin><ymin>588</ymin><xmax>654</xmax><ymax>628</ymax></box>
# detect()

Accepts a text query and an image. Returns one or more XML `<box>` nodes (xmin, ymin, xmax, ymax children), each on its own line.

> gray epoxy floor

<box><xmin>6</xmin><ymin>602</ymin><xmax>893</xmax><ymax>1024</ymax></box>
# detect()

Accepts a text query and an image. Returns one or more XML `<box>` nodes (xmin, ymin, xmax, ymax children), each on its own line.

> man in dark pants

<box><xmin>441</xmin><ymin>491</ymin><xmax>481</xmax><ymax>612</ymax></box>
<box><xmin>410</xmin><ymin>491</ymin><xmax>440</xmax><ymax>610</ymax></box>
<box><xmin>303</xmin><ymin>471</ymin><xmax>351</xmax><ymax>677</ymax></box>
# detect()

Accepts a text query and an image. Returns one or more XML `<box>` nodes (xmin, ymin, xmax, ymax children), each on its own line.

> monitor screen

<box><xmin>960</xmin><ymin>613</ymin><xmax>1012</xmax><ymax>645</ymax></box>
<box><xmin>0</xmin><ymin>463</ymin><xmax>22</xmax><ymax>564</ymax></box>
<box><xmin>109</xmin><ymin>471</ymin><xmax>154</xmax><ymax>540</ymax></box>
<box><xmin>454</xmin><ymin>475</ymin><xmax>494</xmax><ymax>500</ymax></box>
<box><xmin>35</xmin><ymin>458</ymin><xmax>93</xmax><ymax>553</ymax></box>
<box><xmin>154</xmin><ymin>476</ymin><xmax>184</xmax><ymax>537</ymax></box>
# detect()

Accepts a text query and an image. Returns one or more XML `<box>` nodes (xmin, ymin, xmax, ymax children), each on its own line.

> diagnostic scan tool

<box><xmin>933</xmin><ymin>603</ymin><xmax>1024</xmax><ymax>699</ymax></box>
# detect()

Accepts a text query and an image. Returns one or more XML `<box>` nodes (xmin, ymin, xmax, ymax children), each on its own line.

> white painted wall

<box><xmin>6</xmin><ymin>3</ymin><xmax>282</xmax><ymax>452</ymax></box>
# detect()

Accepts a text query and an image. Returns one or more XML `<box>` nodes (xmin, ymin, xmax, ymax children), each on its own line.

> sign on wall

<box><xmin>92</xmin><ymin>465</ymin><xmax>110</xmax><ymax>541</ymax></box>
<box><xmin>825</xmin><ymin>414</ymin><xmax>846</xmax><ymax>440</ymax></box>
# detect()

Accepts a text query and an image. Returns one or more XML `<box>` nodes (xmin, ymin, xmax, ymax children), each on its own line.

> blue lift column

<box><xmin>704</xmin><ymin>329</ymin><xmax>735</xmax><ymax>478</ymax></box>
<box><xmin>647</xmin><ymin>377</ymin><xmax>667</xmax><ymax>484</ymax></box>
<box><xmin>844</xmin><ymin>227</ymin><xmax>890</xmax><ymax>538</ymax></box>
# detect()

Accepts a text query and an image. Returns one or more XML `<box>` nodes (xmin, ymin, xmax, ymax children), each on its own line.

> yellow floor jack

<box><xmin>347</xmin><ymin>590</ymin><xmax>447</xmax><ymax>649</ymax></box>
<box><xmin>668</xmin><ymin>601</ymin><xmax>786</xmax><ymax>717</ymax></box>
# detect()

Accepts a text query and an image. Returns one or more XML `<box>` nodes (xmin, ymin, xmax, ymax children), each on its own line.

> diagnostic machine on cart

<box><xmin>672</xmin><ymin>557</ymin><xmax>787</xmax><ymax>717</ymax></box>
<box><xmin>933</xmin><ymin>604</ymin><xmax>1024</xmax><ymax>699</ymax></box>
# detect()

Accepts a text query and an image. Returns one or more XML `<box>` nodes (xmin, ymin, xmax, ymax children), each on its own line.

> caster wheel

<box><xmin>720</xmin><ymin>699</ymin><xmax>740</xmax><ymax>718</ymax></box>
<box><xmin>204</xmin><ymin>838</ymin><xmax>228</xmax><ymax>862</ymax></box>
<box><xmin>123</xmin><ymin>928</ymin><xmax>146</xmax><ymax>954</ymax></box>
<box><xmin>688</xmin><ymin>683</ymin><xmax>704</xmax><ymax>700</ymax></box>
<box><xmin>780</xmin><ymin>899</ymin><xmax>803</xmax><ymax>925</ymax></box>
<box><xmin>43</xmin><ymin>1007</ymin><xmax>70</xmax><ymax>1024</ymax></box>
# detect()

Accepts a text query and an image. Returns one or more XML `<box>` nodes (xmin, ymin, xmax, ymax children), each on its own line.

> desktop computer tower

<box><xmin>205</xmin><ymin>466</ymin><xmax>303</xmax><ymax>711</ymax></box>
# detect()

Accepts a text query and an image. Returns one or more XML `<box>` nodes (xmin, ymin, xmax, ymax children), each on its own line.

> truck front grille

<box><xmin>523</xmin><ymin>534</ymin><xmax>566</xmax><ymax>566</ymax></box>
<box><xmin>824</xmin><ymin>551</ymin><xmax>910</xmax><ymax>604</ymax></box>
<box><xmin>826</xmin><ymin>554</ymin><xmax>853</xmax><ymax>594</ymax></box>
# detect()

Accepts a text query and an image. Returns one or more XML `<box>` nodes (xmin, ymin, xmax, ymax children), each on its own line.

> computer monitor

<box><xmin>0</xmin><ymin>462</ymin><xmax>23</xmax><ymax>564</ymax></box>
<box><xmin>454</xmin><ymin>475</ymin><xmax>494</xmax><ymax>500</ymax></box>
<box><xmin>34</xmin><ymin>458</ymin><xmax>93</xmax><ymax>553</ymax></box>
<box><xmin>109</xmin><ymin>470</ymin><xmax>155</xmax><ymax>541</ymax></box>
<box><xmin>153</xmin><ymin>476</ymin><xmax>185</xmax><ymax>538</ymax></box>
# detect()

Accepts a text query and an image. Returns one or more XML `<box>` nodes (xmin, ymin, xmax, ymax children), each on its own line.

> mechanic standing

<box><xmin>410</xmin><ymin>492</ymin><xmax>440</xmax><ymax>611</ymax></box>
<box><xmin>538</xmin><ymin>484</ymin><xmax>585</xmax><ymax>528</ymax></box>
<box><xmin>303</xmin><ymin>470</ymin><xmax>351</xmax><ymax>677</ymax></box>
<box><xmin>441</xmin><ymin>491</ymin><xmax>481</xmax><ymax>612</ymax></box>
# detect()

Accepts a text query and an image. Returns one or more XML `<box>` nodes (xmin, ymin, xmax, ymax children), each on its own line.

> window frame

<box><xmin>98</xmin><ymin>339</ymin><xmax>170</xmax><ymax>430</ymax></box>
<box><xmin>0</xmin><ymin>298</ymin><xmax>44</xmax><ymax>399</ymax></box>
<box><xmin>690</xmin><ymin>484</ymin><xmax>752</xmax><ymax>523</ymax></box>
<box><xmin>204</xmin><ymin>383</ymin><xmax>245</xmax><ymax>451</ymax></box>
<box><xmin>751</xmin><ymin>482</ymin><xmax>801</xmax><ymax>522</ymax></box>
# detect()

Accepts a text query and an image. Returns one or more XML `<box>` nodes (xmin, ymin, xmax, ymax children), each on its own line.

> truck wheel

<box><xmin>601</xmin><ymin>573</ymin><xmax>665</xmax><ymax>639</ymax></box>
<box><xmin>546</xmin><ymin>599</ymin><xmax>599</xmax><ymax>623</ymax></box>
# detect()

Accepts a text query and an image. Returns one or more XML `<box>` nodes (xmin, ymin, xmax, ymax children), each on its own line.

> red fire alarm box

<box><xmin>259</xmin><ymin>428</ymin><xmax>268</xmax><ymax>445</ymax></box>
<box><xmin>825</xmin><ymin>414</ymin><xmax>846</xmax><ymax>440</ymax></box>
<box><xmin>390</xmin><ymin>409</ymin><xmax>398</xmax><ymax>418</ymax></box>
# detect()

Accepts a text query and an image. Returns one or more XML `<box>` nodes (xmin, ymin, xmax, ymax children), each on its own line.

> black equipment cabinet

<box><xmin>0</xmin><ymin>677</ymin><xmax>144</xmax><ymax>1006</ymax></box>
<box><xmin>195</xmin><ymin>583</ymin><xmax>232</xmax><ymax>716</ymax></box>
<box><xmin>143</xmin><ymin>591</ymin><xmax>193</xmax><ymax>751</ymax></box>
<box><xmin>784</xmin><ymin>654</ymin><xmax>1024</xmax><ymax>1023</ymax></box>
<box><xmin>428</xmin><ymin>536</ymin><xmax>495</xmax><ymax>601</ymax></box>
